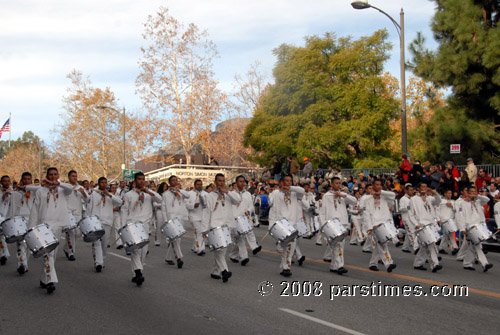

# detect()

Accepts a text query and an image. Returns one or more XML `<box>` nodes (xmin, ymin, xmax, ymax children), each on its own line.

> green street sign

<box><xmin>123</xmin><ymin>169</ymin><xmax>142</xmax><ymax>181</ymax></box>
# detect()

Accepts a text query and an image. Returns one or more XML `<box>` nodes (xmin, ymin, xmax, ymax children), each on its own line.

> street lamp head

<box><xmin>351</xmin><ymin>1</ymin><xmax>371</xmax><ymax>10</ymax></box>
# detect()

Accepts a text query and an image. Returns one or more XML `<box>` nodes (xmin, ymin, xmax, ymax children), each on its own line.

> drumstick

<box><xmin>260</xmin><ymin>231</ymin><xmax>269</xmax><ymax>243</ymax></box>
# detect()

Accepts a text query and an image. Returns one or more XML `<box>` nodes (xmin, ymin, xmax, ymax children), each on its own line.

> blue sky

<box><xmin>0</xmin><ymin>0</ymin><xmax>438</xmax><ymax>146</ymax></box>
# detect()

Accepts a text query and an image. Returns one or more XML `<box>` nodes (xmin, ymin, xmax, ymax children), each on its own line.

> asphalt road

<box><xmin>1</xmin><ymin>225</ymin><xmax>500</xmax><ymax>335</ymax></box>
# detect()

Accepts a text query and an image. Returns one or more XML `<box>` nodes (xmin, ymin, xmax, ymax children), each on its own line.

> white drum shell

<box><xmin>206</xmin><ymin>225</ymin><xmax>232</xmax><ymax>250</ymax></box>
<box><xmin>78</xmin><ymin>216</ymin><xmax>105</xmax><ymax>242</ymax></box>
<box><xmin>296</xmin><ymin>218</ymin><xmax>309</xmax><ymax>237</ymax></box>
<box><xmin>321</xmin><ymin>218</ymin><xmax>347</xmax><ymax>243</ymax></box>
<box><xmin>63</xmin><ymin>212</ymin><xmax>78</xmax><ymax>232</ymax></box>
<box><xmin>235</xmin><ymin>215</ymin><xmax>253</xmax><ymax>235</ymax></box>
<box><xmin>269</xmin><ymin>218</ymin><xmax>298</xmax><ymax>244</ymax></box>
<box><xmin>24</xmin><ymin>224</ymin><xmax>59</xmax><ymax>258</ymax></box>
<box><xmin>416</xmin><ymin>224</ymin><xmax>440</xmax><ymax>246</ymax></box>
<box><xmin>2</xmin><ymin>216</ymin><xmax>28</xmax><ymax>243</ymax></box>
<box><xmin>373</xmin><ymin>220</ymin><xmax>399</xmax><ymax>244</ymax></box>
<box><xmin>442</xmin><ymin>219</ymin><xmax>458</xmax><ymax>235</ymax></box>
<box><xmin>467</xmin><ymin>223</ymin><xmax>492</xmax><ymax>245</ymax></box>
<box><xmin>119</xmin><ymin>222</ymin><xmax>150</xmax><ymax>251</ymax></box>
<box><xmin>161</xmin><ymin>217</ymin><xmax>186</xmax><ymax>241</ymax></box>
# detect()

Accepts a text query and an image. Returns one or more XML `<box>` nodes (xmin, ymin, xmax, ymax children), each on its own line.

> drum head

<box><xmin>125</xmin><ymin>239</ymin><xmax>150</xmax><ymax>252</ymax></box>
<box><xmin>32</xmin><ymin>241</ymin><xmax>59</xmax><ymax>258</ymax></box>
<box><xmin>83</xmin><ymin>230</ymin><xmax>105</xmax><ymax>243</ymax></box>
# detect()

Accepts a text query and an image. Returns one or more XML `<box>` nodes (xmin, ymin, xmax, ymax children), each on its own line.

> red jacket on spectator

<box><xmin>476</xmin><ymin>173</ymin><xmax>491</xmax><ymax>189</ymax></box>
<box><xmin>399</xmin><ymin>155</ymin><xmax>412</xmax><ymax>182</ymax></box>
<box><xmin>449</xmin><ymin>167</ymin><xmax>459</xmax><ymax>190</ymax></box>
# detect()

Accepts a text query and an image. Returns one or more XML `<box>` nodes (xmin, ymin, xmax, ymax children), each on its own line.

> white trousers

<box><xmin>230</xmin><ymin>229</ymin><xmax>248</xmax><ymax>260</ymax></box>
<box><xmin>212</xmin><ymin>247</ymin><xmax>228</xmax><ymax>275</ymax></box>
<box><xmin>130</xmin><ymin>222</ymin><xmax>149</xmax><ymax>274</ymax></box>
<box><xmin>363</xmin><ymin>233</ymin><xmax>375</xmax><ymax>252</ymax></box>
<box><xmin>414</xmin><ymin>242</ymin><xmax>440</xmax><ymax>269</ymax></box>
<box><xmin>350</xmin><ymin>216</ymin><xmax>364</xmax><ymax>243</ymax></box>
<box><xmin>401</xmin><ymin>221</ymin><xmax>417</xmax><ymax>252</ymax></box>
<box><xmin>166</xmin><ymin>238</ymin><xmax>184</xmax><ymax>261</ymax></box>
<box><xmin>245</xmin><ymin>230</ymin><xmax>259</xmax><ymax>250</ymax></box>
<box><xmin>0</xmin><ymin>235</ymin><xmax>10</xmax><ymax>258</ymax></box>
<box><xmin>456</xmin><ymin>234</ymin><xmax>469</xmax><ymax>261</ymax></box>
<box><xmin>463</xmin><ymin>241</ymin><xmax>488</xmax><ymax>268</ymax></box>
<box><xmin>92</xmin><ymin>225</ymin><xmax>112</xmax><ymax>266</ymax></box>
<box><xmin>304</xmin><ymin>214</ymin><xmax>315</xmax><ymax>235</ymax></box>
<box><xmin>41</xmin><ymin>226</ymin><xmax>63</xmax><ymax>284</ymax></box>
<box><xmin>439</xmin><ymin>232</ymin><xmax>458</xmax><ymax>251</ymax></box>
<box><xmin>64</xmin><ymin>213</ymin><xmax>81</xmax><ymax>255</ymax></box>
<box><xmin>112</xmin><ymin>212</ymin><xmax>123</xmax><ymax>247</ymax></box>
<box><xmin>295</xmin><ymin>238</ymin><xmax>303</xmax><ymax>259</ymax></box>
<box><xmin>190</xmin><ymin>220</ymin><xmax>205</xmax><ymax>253</ymax></box>
<box><xmin>280</xmin><ymin>240</ymin><xmax>296</xmax><ymax>271</ymax></box>
<box><xmin>369</xmin><ymin>235</ymin><xmax>394</xmax><ymax>269</ymax></box>
<box><xmin>329</xmin><ymin>239</ymin><xmax>345</xmax><ymax>270</ymax></box>
<box><xmin>16</xmin><ymin>241</ymin><xmax>28</xmax><ymax>268</ymax></box>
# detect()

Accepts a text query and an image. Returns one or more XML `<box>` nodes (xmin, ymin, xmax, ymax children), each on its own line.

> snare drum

<box><xmin>63</xmin><ymin>212</ymin><xmax>78</xmax><ymax>233</ymax></box>
<box><xmin>119</xmin><ymin>222</ymin><xmax>150</xmax><ymax>251</ymax></box>
<box><xmin>373</xmin><ymin>220</ymin><xmax>399</xmax><ymax>244</ymax></box>
<box><xmin>297</xmin><ymin>218</ymin><xmax>309</xmax><ymax>237</ymax></box>
<box><xmin>1</xmin><ymin>216</ymin><xmax>28</xmax><ymax>243</ymax></box>
<box><xmin>78</xmin><ymin>216</ymin><xmax>105</xmax><ymax>242</ymax></box>
<box><xmin>441</xmin><ymin>218</ymin><xmax>458</xmax><ymax>235</ymax></box>
<box><xmin>160</xmin><ymin>217</ymin><xmax>186</xmax><ymax>241</ymax></box>
<box><xmin>24</xmin><ymin>224</ymin><xmax>59</xmax><ymax>258</ymax></box>
<box><xmin>321</xmin><ymin>218</ymin><xmax>347</xmax><ymax>243</ymax></box>
<box><xmin>269</xmin><ymin>218</ymin><xmax>298</xmax><ymax>245</ymax></box>
<box><xmin>206</xmin><ymin>225</ymin><xmax>232</xmax><ymax>250</ymax></box>
<box><xmin>235</xmin><ymin>215</ymin><xmax>253</xmax><ymax>235</ymax></box>
<box><xmin>416</xmin><ymin>224</ymin><xmax>440</xmax><ymax>246</ymax></box>
<box><xmin>467</xmin><ymin>223</ymin><xmax>492</xmax><ymax>245</ymax></box>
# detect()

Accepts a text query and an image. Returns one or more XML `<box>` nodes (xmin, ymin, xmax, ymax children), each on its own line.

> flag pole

<box><xmin>8</xmin><ymin>112</ymin><xmax>11</xmax><ymax>148</ymax></box>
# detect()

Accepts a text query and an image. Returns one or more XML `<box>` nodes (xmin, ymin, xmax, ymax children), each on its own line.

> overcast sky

<box><xmin>0</xmin><ymin>0</ymin><xmax>438</xmax><ymax>145</ymax></box>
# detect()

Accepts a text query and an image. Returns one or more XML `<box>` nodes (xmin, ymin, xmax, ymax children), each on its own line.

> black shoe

<box><xmin>378</xmin><ymin>260</ymin><xmax>383</xmax><ymax>264</ymax></box>
<box><xmin>323</xmin><ymin>259</ymin><xmax>332</xmax><ymax>263</ymax></box>
<box><xmin>64</xmin><ymin>251</ymin><xmax>75</xmax><ymax>261</ymax></box>
<box><xmin>252</xmin><ymin>246</ymin><xmax>262</xmax><ymax>255</ymax></box>
<box><xmin>230</xmin><ymin>258</ymin><xmax>239</xmax><ymax>263</ymax></box>
<box><xmin>221</xmin><ymin>270</ymin><xmax>232</xmax><ymax>283</ymax></box>
<box><xmin>46</xmin><ymin>283</ymin><xmax>56</xmax><ymax>294</ymax></box>
<box><xmin>402</xmin><ymin>249</ymin><xmax>411</xmax><ymax>253</ymax></box>
<box><xmin>117</xmin><ymin>245</ymin><xmax>124</xmax><ymax>250</ymax></box>
<box><xmin>451</xmin><ymin>249</ymin><xmax>459</xmax><ymax>256</ymax></box>
<box><xmin>414</xmin><ymin>248</ymin><xmax>420</xmax><ymax>255</ymax></box>
<box><xmin>439</xmin><ymin>249</ymin><xmax>448</xmax><ymax>255</ymax></box>
<box><xmin>17</xmin><ymin>265</ymin><xmax>26</xmax><ymax>275</ymax></box>
<box><xmin>362</xmin><ymin>250</ymin><xmax>372</xmax><ymax>253</ymax></box>
<box><xmin>197</xmin><ymin>251</ymin><xmax>206</xmax><ymax>256</ymax></box>
<box><xmin>210</xmin><ymin>274</ymin><xmax>221</xmax><ymax>280</ymax></box>
<box><xmin>40</xmin><ymin>281</ymin><xmax>47</xmax><ymax>289</ymax></box>
<box><xmin>336</xmin><ymin>267</ymin><xmax>348</xmax><ymax>274</ymax></box>
<box><xmin>438</xmin><ymin>256</ymin><xmax>442</xmax><ymax>261</ymax></box>
<box><xmin>369</xmin><ymin>266</ymin><xmax>379</xmax><ymax>271</ymax></box>
<box><xmin>165</xmin><ymin>260</ymin><xmax>175</xmax><ymax>265</ymax></box>
<box><xmin>107</xmin><ymin>245</ymin><xmax>110</xmax><ymax>248</ymax></box>
<box><xmin>484</xmin><ymin>264</ymin><xmax>493</xmax><ymax>272</ymax></box>
<box><xmin>475</xmin><ymin>260</ymin><xmax>479</xmax><ymax>264</ymax></box>
<box><xmin>241</xmin><ymin>258</ymin><xmax>249</xmax><ymax>266</ymax></box>
<box><xmin>0</xmin><ymin>256</ymin><xmax>7</xmax><ymax>265</ymax></box>
<box><xmin>280</xmin><ymin>269</ymin><xmax>292</xmax><ymax>277</ymax></box>
<box><xmin>96</xmin><ymin>265</ymin><xmax>102</xmax><ymax>273</ymax></box>
<box><xmin>146</xmin><ymin>250</ymin><xmax>150</xmax><ymax>256</ymax></box>
<box><xmin>414</xmin><ymin>266</ymin><xmax>427</xmax><ymax>271</ymax></box>
<box><xmin>464</xmin><ymin>266</ymin><xmax>475</xmax><ymax>271</ymax></box>
<box><xmin>360</xmin><ymin>240</ymin><xmax>365</xmax><ymax>246</ymax></box>
<box><xmin>395</xmin><ymin>242</ymin><xmax>403</xmax><ymax>247</ymax></box>
<box><xmin>177</xmin><ymin>259</ymin><xmax>184</xmax><ymax>269</ymax></box>
<box><xmin>432</xmin><ymin>264</ymin><xmax>443</xmax><ymax>273</ymax></box>
<box><xmin>133</xmin><ymin>269</ymin><xmax>144</xmax><ymax>286</ymax></box>
<box><xmin>330</xmin><ymin>269</ymin><xmax>342</xmax><ymax>275</ymax></box>
<box><xmin>298</xmin><ymin>256</ymin><xmax>305</xmax><ymax>266</ymax></box>
<box><xmin>387</xmin><ymin>264</ymin><xmax>397</xmax><ymax>273</ymax></box>
<box><xmin>126</xmin><ymin>251</ymin><xmax>131</xmax><ymax>256</ymax></box>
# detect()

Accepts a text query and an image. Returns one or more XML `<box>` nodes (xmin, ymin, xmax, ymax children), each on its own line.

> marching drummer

<box><xmin>319</xmin><ymin>177</ymin><xmax>357</xmax><ymax>275</ymax></box>
<box><xmin>7</xmin><ymin>172</ymin><xmax>41</xmax><ymax>275</ymax></box>
<box><xmin>202</xmin><ymin>173</ymin><xmax>241</xmax><ymax>283</ymax></box>
<box><xmin>438</xmin><ymin>189</ymin><xmax>459</xmax><ymax>255</ymax></box>
<box><xmin>162</xmin><ymin>175</ymin><xmax>190</xmax><ymax>269</ymax></box>
<box><xmin>365</xmin><ymin>180</ymin><xmax>397</xmax><ymax>273</ymax></box>
<box><xmin>400</xmin><ymin>184</ymin><xmax>417</xmax><ymax>253</ymax></box>
<box><xmin>461</xmin><ymin>186</ymin><xmax>493</xmax><ymax>272</ymax></box>
<box><xmin>186</xmin><ymin>180</ymin><xmax>207</xmax><ymax>255</ymax></box>
<box><xmin>409</xmin><ymin>182</ymin><xmax>443</xmax><ymax>273</ymax></box>
<box><xmin>0</xmin><ymin>175</ymin><xmax>13</xmax><ymax>266</ymax></box>
<box><xmin>268</xmin><ymin>174</ymin><xmax>305</xmax><ymax>277</ymax></box>
<box><xmin>120</xmin><ymin>172</ymin><xmax>162</xmax><ymax>286</ymax></box>
<box><xmin>87</xmin><ymin>177</ymin><xmax>123</xmax><ymax>273</ymax></box>
<box><xmin>29</xmin><ymin>167</ymin><xmax>75</xmax><ymax>294</ymax></box>
<box><xmin>63</xmin><ymin>170</ymin><xmax>88</xmax><ymax>262</ymax></box>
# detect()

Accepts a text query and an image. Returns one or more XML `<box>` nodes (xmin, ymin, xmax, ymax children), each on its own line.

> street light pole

<box><xmin>351</xmin><ymin>1</ymin><xmax>407</xmax><ymax>155</ymax></box>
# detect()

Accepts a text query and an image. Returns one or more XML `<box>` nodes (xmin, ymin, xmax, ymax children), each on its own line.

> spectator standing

<box><xmin>430</xmin><ymin>165</ymin><xmax>444</xmax><ymax>190</ymax></box>
<box><xmin>303</xmin><ymin>158</ymin><xmax>312</xmax><ymax>178</ymax></box>
<box><xmin>272</xmin><ymin>158</ymin><xmax>282</xmax><ymax>181</ymax></box>
<box><xmin>324</xmin><ymin>166</ymin><xmax>335</xmax><ymax>182</ymax></box>
<box><xmin>286</xmin><ymin>156</ymin><xmax>300</xmax><ymax>181</ymax></box>
<box><xmin>465</xmin><ymin>158</ymin><xmax>477</xmax><ymax>184</ymax></box>
<box><xmin>446</xmin><ymin>161</ymin><xmax>460</xmax><ymax>190</ymax></box>
<box><xmin>457</xmin><ymin>171</ymin><xmax>470</xmax><ymax>191</ymax></box>
<box><xmin>399</xmin><ymin>154</ymin><xmax>412</xmax><ymax>183</ymax></box>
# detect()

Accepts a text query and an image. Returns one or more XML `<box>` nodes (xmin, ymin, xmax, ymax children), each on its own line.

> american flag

<box><xmin>0</xmin><ymin>118</ymin><xmax>10</xmax><ymax>139</ymax></box>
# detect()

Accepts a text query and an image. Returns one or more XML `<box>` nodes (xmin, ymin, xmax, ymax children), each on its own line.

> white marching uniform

<box><xmin>153</xmin><ymin>202</ymin><xmax>163</xmax><ymax>246</ymax></box>
<box><xmin>365</xmin><ymin>191</ymin><xmax>396</xmax><ymax>270</ymax></box>
<box><xmin>302</xmin><ymin>191</ymin><xmax>316</xmax><ymax>236</ymax></box>
<box><xmin>202</xmin><ymin>190</ymin><xmax>241</xmax><ymax>276</ymax></box>
<box><xmin>320</xmin><ymin>191</ymin><xmax>357</xmax><ymax>271</ymax></box>
<box><xmin>359</xmin><ymin>193</ymin><xmax>375</xmax><ymax>252</ymax></box>
<box><xmin>399</xmin><ymin>194</ymin><xmax>417</xmax><ymax>252</ymax></box>
<box><xmin>87</xmin><ymin>191</ymin><xmax>122</xmax><ymax>267</ymax></box>
<box><xmin>0</xmin><ymin>189</ymin><xmax>12</xmax><ymax>261</ymax></box>
<box><xmin>64</xmin><ymin>183</ymin><xmax>88</xmax><ymax>257</ymax></box>
<box><xmin>7</xmin><ymin>185</ymin><xmax>41</xmax><ymax>270</ymax></box>
<box><xmin>462</xmin><ymin>196</ymin><xmax>490</xmax><ymax>270</ymax></box>
<box><xmin>268</xmin><ymin>186</ymin><xmax>305</xmax><ymax>272</ymax></box>
<box><xmin>409</xmin><ymin>194</ymin><xmax>441</xmax><ymax>270</ymax></box>
<box><xmin>231</xmin><ymin>189</ymin><xmax>259</xmax><ymax>261</ymax></box>
<box><xmin>121</xmin><ymin>189</ymin><xmax>162</xmax><ymax>274</ymax></box>
<box><xmin>29</xmin><ymin>183</ymin><xmax>74</xmax><ymax>284</ymax></box>
<box><xmin>439</xmin><ymin>199</ymin><xmax>458</xmax><ymax>251</ymax></box>
<box><xmin>455</xmin><ymin>197</ymin><xmax>469</xmax><ymax>261</ymax></box>
<box><xmin>161</xmin><ymin>189</ymin><xmax>190</xmax><ymax>263</ymax></box>
<box><xmin>186</xmin><ymin>189</ymin><xmax>208</xmax><ymax>253</ymax></box>
<box><xmin>348</xmin><ymin>201</ymin><xmax>363</xmax><ymax>244</ymax></box>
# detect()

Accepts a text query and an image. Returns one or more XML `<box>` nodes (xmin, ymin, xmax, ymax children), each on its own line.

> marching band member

<box><xmin>121</xmin><ymin>172</ymin><xmax>162</xmax><ymax>286</ymax></box>
<box><xmin>409</xmin><ymin>182</ymin><xmax>443</xmax><ymax>272</ymax></box>
<box><xmin>348</xmin><ymin>192</ymin><xmax>363</xmax><ymax>245</ymax></box>
<box><xmin>87</xmin><ymin>177</ymin><xmax>122</xmax><ymax>272</ymax></box>
<box><xmin>400</xmin><ymin>184</ymin><xmax>417</xmax><ymax>253</ymax></box>
<box><xmin>63</xmin><ymin>170</ymin><xmax>88</xmax><ymax>261</ymax></box>
<box><xmin>268</xmin><ymin>175</ymin><xmax>305</xmax><ymax>277</ymax></box>
<box><xmin>365</xmin><ymin>180</ymin><xmax>397</xmax><ymax>272</ymax></box>
<box><xmin>302</xmin><ymin>184</ymin><xmax>316</xmax><ymax>238</ymax></box>
<box><xmin>461</xmin><ymin>186</ymin><xmax>493</xmax><ymax>272</ymax></box>
<box><xmin>360</xmin><ymin>184</ymin><xmax>375</xmax><ymax>253</ymax></box>
<box><xmin>186</xmin><ymin>180</ymin><xmax>207</xmax><ymax>255</ymax></box>
<box><xmin>29</xmin><ymin>167</ymin><xmax>74</xmax><ymax>294</ymax></box>
<box><xmin>438</xmin><ymin>189</ymin><xmax>459</xmax><ymax>255</ymax></box>
<box><xmin>109</xmin><ymin>183</ymin><xmax>124</xmax><ymax>249</ymax></box>
<box><xmin>0</xmin><ymin>175</ymin><xmax>12</xmax><ymax>265</ymax></box>
<box><xmin>202</xmin><ymin>173</ymin><xmax>241</xmax><ymax>283</ymax></box>
<box><xmin>154</xmin><ymin>182</ymin><xmax>168</xmax><ymax>246</ymax></box>
<box><xmin>161</xmin><ymin>175</ymin><xmax>189</xmax><ymax>269</ymax></box>
<box><xmin>7</xmin><ymin>172</ymin><xmax>40</xmax><ymax>275</ymax></box>
<box><xmin>455</xmin><ymin>187</ymin><xmax>470</xmax><ymax>261</ymax></box>
<box><xmin>319</xmin><ymin>177</ymin><xmax>357</xmax><ymax>275</ymax></box>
